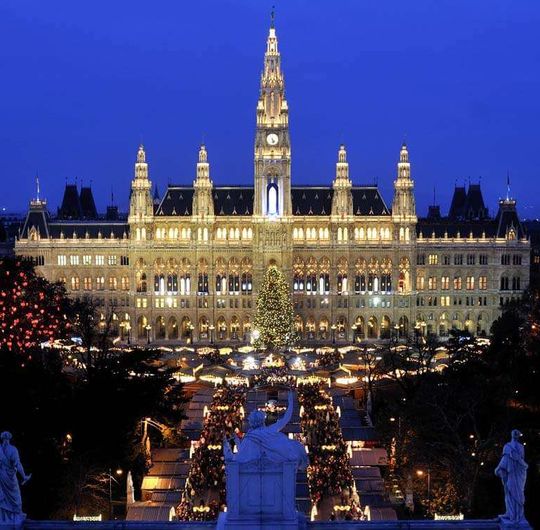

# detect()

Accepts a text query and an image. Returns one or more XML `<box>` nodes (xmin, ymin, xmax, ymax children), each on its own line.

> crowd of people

<box><xmin>315</xmin><ymin>347</ymin><xmax>344</xmax><ymax>368</ymax></box>
<box><xmin>252</xmin><ymin>365</ymin><xmax>296</xmax><ymax>388</ymax></box>
<box><xmin>177</xmin><ymin>383</ymin><xmax>248</xmax><ymax>521</ymax></box>
<box><xmin>297</xmin><ymin>381</ymin><xmax>363</xmax><ymax>520</ymax></box>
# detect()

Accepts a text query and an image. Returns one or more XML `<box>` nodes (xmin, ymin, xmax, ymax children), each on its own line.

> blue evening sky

<box><xmin>1</xmin><ymin>0</ymin><xmax>539</xmax><ymax>218</ymax></box>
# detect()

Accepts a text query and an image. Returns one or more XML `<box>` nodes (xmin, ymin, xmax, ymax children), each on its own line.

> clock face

<box><xmin>266</xmin><ymin>133</ymin><xmax>279</xmax><ymax>146</ymax></box>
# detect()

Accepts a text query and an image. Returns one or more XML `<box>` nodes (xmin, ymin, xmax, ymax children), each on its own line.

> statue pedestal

<box><xmin>217</xmin><ymin>457</ymin><xmax>306</xmax><ymax>530</ymax></box>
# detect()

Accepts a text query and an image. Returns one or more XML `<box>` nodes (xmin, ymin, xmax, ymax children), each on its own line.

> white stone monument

<box><xmin>217</xmin><ymin>391</ymin><xmax>307</xmax><ymax>530</ymax></box>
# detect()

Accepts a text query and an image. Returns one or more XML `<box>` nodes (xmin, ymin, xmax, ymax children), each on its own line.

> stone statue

<box><xmin>0</xmin><ymin>432</ymin><xmax>31</xmax><ymax>524</ymax></box>
<box><xmin>219</xmin><ymin>391</ymin><xmax>307</xmax><ymax>530</ymax></box>
<box><xmin>495</xmin><ymin>429</ymin><xmax>530</xmax><ymax>528</ymax></box>
<box><xmin>225</xmin><ymin>391</ymin><xmax>307</xmax><ymax>469</ymax></box>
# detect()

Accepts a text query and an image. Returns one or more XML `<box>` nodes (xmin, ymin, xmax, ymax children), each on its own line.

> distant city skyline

<box><xmin>1</xmin><ymin>0</ymin><xmax>539</xmax><ymax>218</ymax></box>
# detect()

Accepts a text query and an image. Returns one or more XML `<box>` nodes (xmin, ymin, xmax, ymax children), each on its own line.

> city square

<box><xmin>0</xmin><ymin>1</ymin><xmax>538</xmax><ymax>529</ymax></box>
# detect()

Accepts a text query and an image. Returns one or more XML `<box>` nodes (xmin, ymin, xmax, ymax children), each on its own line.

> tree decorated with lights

<box><xmin>0</xmin><ymin>257</ymin><xmax>70</xmax><ymax>355</ymax></box>
<box><xmin>253</xmin><ymin>265</ymin><xmax>295</xmax><ymax>350</ymax></box>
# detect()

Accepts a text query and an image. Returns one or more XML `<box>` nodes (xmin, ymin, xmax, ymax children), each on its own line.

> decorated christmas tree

<box><xmin>253</xmin><ymin>265</ymin><xmax>295</xmax><ymax>350</ymax></box>
<box><xmin>0</xmin><ymin>257</ymin><xmax>70</xmax><ymax>355</ymax></box>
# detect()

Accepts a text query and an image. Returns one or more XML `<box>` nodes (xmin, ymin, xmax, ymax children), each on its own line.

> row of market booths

<box><xmin>127</xmin><ymin>344</ymin><xmax>396</xmax><ymax>522</ymax></box>
<box><xmin>126</xmin><ymin>386</ymin><xmax>216</xmax><ymax>522</ymax></box>
<box><xmin>331</xmin><ymin>388</ymin><xmax>397</xmax><ymax>521</ymax></box>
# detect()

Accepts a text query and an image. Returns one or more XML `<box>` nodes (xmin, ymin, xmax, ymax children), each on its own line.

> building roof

<box><xmin>57</xmin><ymin>184</ymin><xmax>82</xmax><ymax>220</ymax></box>
<box><xmin>155</xmin><ymin>187</ymin><xmax>194</xmax><ymax>216</ymax></box>
<box><xmin>292</xmin><ymin>187</ymin><xmax>333</xmax><ymax>215</ymax></box>
<box><xmin>156</xmin><ymin>185</ymin><xmax>390</xmax><ymax>217</ymax></box>
<box><xmin>214</xmin><ymin>187</ymin><xmax>254</xmax><ymax>216</ymax></box>
<box><xmin>351</xmin><ymin>187</ymin><xmax>391</xmax><ymax>216</ymax></box>
<box><xmin>20</xmin><ymin>202</ymin><xmax>50</xmax><ymax>239</ymax></box>
<box><xmin>79</xmin><ymin>186</ymin><xmax>98</xmax><ymax>219</ymax></box>
<box><xmin>448</xmin><ymin>184</ymin><xmax>488</xmax><ymax>220</ymax></box>
<box><xmin>494</xmin><ymin>199</ymin><xmax>525</xmax><ymax>239</ymax></box>
<box><xmin>417</xmin><ymin>218</ymin><xmax>497</xmax><ymax>239</ymax></box>
<box><xmin>48</xmin><ymin>221</ymin><xmax>129</xmax><ymax>239</ymax></box>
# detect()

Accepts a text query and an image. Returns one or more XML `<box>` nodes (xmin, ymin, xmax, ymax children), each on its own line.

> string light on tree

<box><xmin>253</xmin><ymin>265</ymin><xmax>295</xmax><ymax>351</ymax></box>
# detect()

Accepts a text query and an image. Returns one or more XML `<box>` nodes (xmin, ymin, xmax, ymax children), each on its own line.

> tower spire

<box><xmin>254</xmin><ymin>14</ymin><xmax>291</xmax><ymax>217</ymax></box>
<box><xmin>270</xmin><ymin>5</ymin><xmax>275</xmax><ymax>28</ymax></box>
<box><xmin>392</xmin><ymin>142</ymin><xmax>416</xmax><ymax>218</ymax></box>
<box><xmin>331</xmin><ymin>144</ymin><xmax>353</xmax><ymax>217</ymax></box>
<box><xmin>193</xmin><ymin>143</ymin><xmax>214</xmax><ymax>217</ymax></box>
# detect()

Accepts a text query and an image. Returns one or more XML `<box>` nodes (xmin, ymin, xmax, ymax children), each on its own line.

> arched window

<box><xmin>267</xmin><ymin>183</ymin><xmax>278</xmax><ymax>216</ymax></box>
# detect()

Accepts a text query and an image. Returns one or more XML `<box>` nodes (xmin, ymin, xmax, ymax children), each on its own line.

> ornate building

<box><xmin>15</xmin><ymin>21</ymin><xmax>529</xmax><ymax>344</ymax></box>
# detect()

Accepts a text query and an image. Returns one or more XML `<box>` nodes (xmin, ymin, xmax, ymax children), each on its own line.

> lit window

<box><xmin>96</xmin><ymin>255</ymin><xmax>105</xmax><ymax>266</ymax></box>
<box><xmin>58</xmin><ymin>255</ymin><xmax>67</xmax><ymax>266</ymax></box>
<box><xmin>70</xmin><ymin>255</ymin><xmax>80</xmax><ymax>266</ymax></box>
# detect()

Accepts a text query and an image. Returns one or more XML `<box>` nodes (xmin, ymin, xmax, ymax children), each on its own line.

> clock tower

<box><xmin>254</xmin><ymin>15</ymin><xmax>292</xmax><ymax>217</ymax></box>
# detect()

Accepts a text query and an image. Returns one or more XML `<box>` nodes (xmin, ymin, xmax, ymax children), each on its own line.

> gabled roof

<box><xmin>494</xmin><ymin>200</ymin><xmax>525</xmax><ymax>239</ymax></box>
<box><xmin>20</xmin><ymin>202</ymin><xmax>50</xmax><ymax>239</ymax></box>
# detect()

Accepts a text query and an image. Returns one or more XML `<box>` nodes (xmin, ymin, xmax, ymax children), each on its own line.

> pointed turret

<box><xmin>193</xmin><ymin>144</ymin><xmax>214</xmax><ymax>217</ymax></box>
<box><xmin>128</xmin><ymin>144</ymin><xmax>154</xmax><ymax>235</ymax></box>
<box><xmin>392</xmin><ymin>143</ymin><xmax>416</xmax><ymax>218</ymax></box>
<box><xmin>392</xmin><ymin>142</ymin><xmax>417</xmax><ymax>243</ymax></box>
<box><xmin>331</xmin><ymin>144</ymin><xmax>353</xmax><ymax>217</ymax></box>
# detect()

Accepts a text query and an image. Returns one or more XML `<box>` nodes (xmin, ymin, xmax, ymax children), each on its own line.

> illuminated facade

<box><xmin>16</xmin><ymin>21</ymin><xmax>530</xmax><ymax>343</ymax></box>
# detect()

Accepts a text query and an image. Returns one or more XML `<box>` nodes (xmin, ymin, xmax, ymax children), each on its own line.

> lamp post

<box><xmin>108</xmin><ymin>468</ymin><xmax>123</xmax><ymax>520</ymax></box>
<box><xmin>416</xmin><ymin>468</ymin><xmax>431</xmax><ymax>516</ymax></box>
<box><xmin>145</xmin><ymin>324</ymin><xmax>152</xmax><ymax>345</ymax></box>
<box><xmin>125</xmin><ymin>322</ymin><xmax>131</xmax><ymax>345</ymax></box>
<box><xmin>188</xmin><ymin>323</ymin><xmax>195</xmax><ymax>344</ymax></box>
<box><xmin>414</xmin><ymin>322</ymin><xmax>421</xmax><ymax>347</ymax></box>
<box><xmin>351</xmin><ymin>323</ymin><xmax>357</xmax><ymax>343</ymax></box>
<box><xmin>392</xmin><ymin>323</ymin><xmax>400</xmax><ymax>346</ymax></box>
<box><xmin>331</xmin><ymin>324</ymin><xmax>337</xmax><ymax>345</ymax></box>
<box><xmin>209</xmin><ymin>324</ymin><xmax>215</xmax><ymax>344</ymax></box>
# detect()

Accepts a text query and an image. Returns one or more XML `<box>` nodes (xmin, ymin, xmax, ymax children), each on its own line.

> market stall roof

<box><xmin>141</xmin><ymin>476</ymin><xmax>184</xmax><ymax>492</ymax></box>
<box><xmin>350</xmin><ymin>447</ymin><xmax>388</xmax><ymax>466</ymax></box>
<box><xmin>352</xmin><ymin>466</ymin><xmax>382</xmax><ymax>479</ymax></box>
<box><xmin>342</xmin><ymin>426</ymin><xmax>379</xmax><ymax>442</ymax></box>
<box><xmin>148</xmin><ymin>462</ymin><xmax>190</xmax><ymax>477</ymax></box>
<box><xmin>151</xmin><ymin>448</ymin><xmax>185</xmax><ymax>462</ymax></box>
<box><xmin>126</xmin><ymin>502</ymin><xmax>176</xmax><ymax>522</ymax></box>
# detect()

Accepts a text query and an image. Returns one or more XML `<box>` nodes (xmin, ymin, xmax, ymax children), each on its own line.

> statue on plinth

<box><xmin>495</xmin><ymin>429</ymin><xmax>530</xmax><ymax>528</ymax></box>
<box><xmin>219</xmin><ymin>391</ymin><xmax>308</xmax><ymax>530</ymax></box>
<box><xmin>226</xmin><ymin>391</ymin><xmax>307</xmax><ymax>469</ymax></box>
<box><xmin>0</xmin><ymin>432</ymin><xmax>31</xmax><ymax>524</ymax></box>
